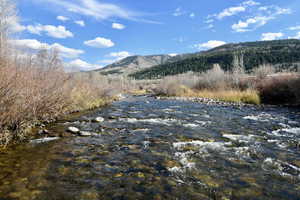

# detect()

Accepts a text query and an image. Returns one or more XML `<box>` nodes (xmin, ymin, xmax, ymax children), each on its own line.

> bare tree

<box><xmin>0</xmin><ymin>0</ymin><xmax>18</xmax><ymax>58</ymax></box>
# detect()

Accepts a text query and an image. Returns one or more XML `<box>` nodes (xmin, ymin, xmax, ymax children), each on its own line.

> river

<box><xmin>0</xmin><ymin>95</ymin><xmax>300</xmax><ymax>199</ymax></box>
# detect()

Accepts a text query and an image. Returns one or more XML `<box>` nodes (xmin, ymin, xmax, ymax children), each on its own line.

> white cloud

<box><xmin>112</xmin><ymin>23</ymin><xmax>125</xmax><ymax>30</ymax></box>
<box><xmin>261</xmin><ymin>32</ymin><xmax>284</xmax><ymax>41</ymax></box>
<box><xmin>108</xmin><ymin>51</ymin><xmax>131</xmax><ymax>59</ymax></box>
<box><xmin>75</xmin><ymin>20</ymin><xmax>85</xmax><ymax>27</ymax></box>
<box><xmin>10</xmin><ymin>21</ymin><xmax>26</xmax><ymax>33</ymax></box>
<box><xmin>67</xmin><ymin>59</ymin><xmax>102</xmax><ymax>71</ymax></box>
<box><xmin>57</xmin><ymin>16</ymin><xmax>69</xmax><ymax>22</ymax></box>
<box><xmin>242</xmin><ymin>0</ymin><xmax>260</xmax><ymax>6</ymax></box>
<box><xmin>204</xmin><ymin>24</ymin><xmax>214</xmax><ymax>29</ymax></box>
<box><xmin>209</xmin><ymin>0</ymin><xmax>259</xmax><ymax>21</ymax></box>
<box><xmin>168</xmin><ymin>53</ymin><xmax>178</xmax><ymax>57</ymax></box>
<box><xmin>99</xmin><ymin>51</ymin><xmax>131</xmax><ymax>64</ymax></box>
<box><xmin>5</xmin><ymin>14</ymin><xmax>26</xmax><ymax>33</ymax></box>
<box><xmin>26</xmin><ymin>24</ymin><xmax>74</xmax><ymax>38</ymax></box>
<box><xmin>289</xmin><ymin>26</ymin><xmax>300</xmax><ymax>31</ymax></box>
<box><xmin>232</xmin><ymin>5</ymin><xmax>291</xmax><ymax>33</ymax></box>
<box><xmin>232</xmin><ymin>16</ymin><xmax>273</xmax><ymax>32</ymax></box>
<box><xmin>217</xmin><ymin>6</ymin><xmax>246</xmax><ymax>20</ymax></box>
<box><xmin>39</xmin><ymin>0</ymin><xmax>139</xmax><ymax>21</ymax></box>
<box><xmin>190</xmin><ymin>13</ymin><xmax>195</xmax><ymax>18</ymax></box>
<box><xmin>11</xmin><ymin>39</ymin><xmax>84</xmax><ymax>58</ymax></box>
<box><xmin>173</xmin><ymin>7</ymin><xmax>184</xmax><ymax>17</ymax></box>
<box><xmin>51</xmin><ymin>43</ymin><xmax>84</xmax><ymax>58</ymax></box>
<box><xmin>195</xmin><ymin>40</ymin><xmax>226</xmax><ymax>50</ymax></box>
<box><xmin>289</xmin><ymin>32</ymin><xmax>300</xmax><ymax>39</ymax></box>
<box><xmin>204</xmin><ymin>19</ymin><xmax>214</xmax><ymax>24</ymax></box>
<box><xmin>84</xmin><ymin>37</ymin><xmax>115</xmax><ymax>48</ymax></box>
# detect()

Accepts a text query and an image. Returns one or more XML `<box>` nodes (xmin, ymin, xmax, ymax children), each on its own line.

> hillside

<box><xmin>129</xmin><ymin>39</ymin><xmax>300</xmax><ymax>79</ymax></box>
<box><xmin>95</xmin><ymin>54</ymin><xmax>189</xmax><ymax>76</ymax></box>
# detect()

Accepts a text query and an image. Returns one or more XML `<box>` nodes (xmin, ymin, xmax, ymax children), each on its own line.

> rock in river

<box><xmin>92</xmin><ymin>117</ymin><xmax>105</xmax><ymax>123</ymax></box>
<box><xmin>67</xmin><ymin>127</ymin><xmax>80</xmax><ymax>134</ymax></box>
<box><xmin>79</xmin><ymin>131</ymin><xmax>98</xmax><ymax>137</ymax></box>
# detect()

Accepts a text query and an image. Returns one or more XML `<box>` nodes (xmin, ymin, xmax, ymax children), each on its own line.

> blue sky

<box><xmin>11</xmin><ymin>0</ymin><xmax>300</xmax><ymax>71</ymax></box>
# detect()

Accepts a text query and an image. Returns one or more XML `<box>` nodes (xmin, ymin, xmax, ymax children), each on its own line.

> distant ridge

<box><xmin>129</xmin><ymin>39</ymin><xmax>300</xmax><ymax>79</ymax></box>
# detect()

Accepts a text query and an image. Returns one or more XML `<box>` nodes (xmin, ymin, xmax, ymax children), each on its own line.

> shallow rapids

<box><xmin>0</xmin><ymin>95</ymin><xmax>300</xmax><ymax>199</ymax></box>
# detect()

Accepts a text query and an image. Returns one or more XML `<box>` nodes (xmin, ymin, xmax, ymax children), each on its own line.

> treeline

<box><xmin>129</xmin><ymin>39</ymin><xmax>300</xmax><ymax>79</ymax></box>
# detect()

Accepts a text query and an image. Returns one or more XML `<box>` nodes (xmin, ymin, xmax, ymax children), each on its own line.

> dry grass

<box><xmin>154</xmin><ymin>63</ymin><xmax>300</xmax><ymax>106</ymax></box>
<box><xmin>194</xmin><ymin>89</ymin><xmax>260</xmax><ymax>105</ymax></box>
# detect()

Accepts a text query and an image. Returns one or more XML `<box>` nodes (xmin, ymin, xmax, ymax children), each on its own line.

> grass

<box><xmin>166</xmin><ymin>85</ymin><xmax>260</xmax><ymax>105</ymax></box>
<box><xmin>194</xmin><ymin>89</ymin><xmax>260</xmax><ymax>105</ymax></box>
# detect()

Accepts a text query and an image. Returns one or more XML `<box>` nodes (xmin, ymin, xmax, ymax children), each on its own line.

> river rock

<box><xmin>67</xmin><ymin>127</ymin><xmax>80</xmax><ymax>134</ymax></box>
<box><xmin>79</xmin><ymin>131</ymin><xmax>97</xmax><ymax>136</ymax></box>
<box><xmin>38</xmin><ymin>129</ymin><xmax>49</xmax><ymax>135</ymax></box>
<box><xmin>30</xmin><ymin>137</ymin><xmax>60</xmax><ymax>144</ymax></box>
<box><xmin>92</xmin><ymin>117</ymin><xmax>105</xmax><ymax>123</ymax></box>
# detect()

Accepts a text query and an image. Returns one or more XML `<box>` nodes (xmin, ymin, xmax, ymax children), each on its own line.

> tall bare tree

<box><xmin>0</xmin><ymin>0</ymin><xmax>18</xmax><ymax>58</ymax></box>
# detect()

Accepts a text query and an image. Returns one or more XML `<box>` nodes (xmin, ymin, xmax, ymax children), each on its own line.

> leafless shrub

<box><xmin>257</xmin><ymin>74</ymin><xmax>300</xmax><ymax>105</ymax></box>
<box><xmin>253</xmin><ymin>64</ymin><xmax>276</xmax><ymax>79</ymax></box>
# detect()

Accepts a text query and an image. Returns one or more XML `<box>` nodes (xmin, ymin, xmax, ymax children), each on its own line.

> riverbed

<box><xmin>0</xmin><ymin>95</ymin><xmax>300</xmax><ymax>199</ymax></box>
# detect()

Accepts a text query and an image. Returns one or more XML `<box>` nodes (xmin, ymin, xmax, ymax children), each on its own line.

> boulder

<box><xmin>92</xmin><ymin>117</ymin><xmax>105</xmax><ymax>123</ymax></box>
<box><xmin>67</xmin><ymin>127</ymin><xmax>80</xmax><ymax>134</ymax></box>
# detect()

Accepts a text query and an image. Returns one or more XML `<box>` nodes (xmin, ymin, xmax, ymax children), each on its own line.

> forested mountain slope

<box><xmin>129</xmin><ymin>39</ymin><xmax>300</xmax><ymax>79</ymax></box>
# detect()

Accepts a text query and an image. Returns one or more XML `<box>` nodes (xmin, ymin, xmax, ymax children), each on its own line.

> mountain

<box><xmin>95</xmin><ymin>54</ymin><xmax>189</xmax><ymax>76</ymax></box>
<box><xmin>129</xmin><ymin>39</ymin><xmax>300</xmax><ymax>79</ymax></box>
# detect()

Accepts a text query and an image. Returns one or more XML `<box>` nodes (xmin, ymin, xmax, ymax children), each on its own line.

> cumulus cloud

<box><xmin>289</xmin><ymin>32</ymin><xmax>300</xmax><ymax>39</ymax></box>
<box><xmin>242</xmin><ymin>0</ymin><xmax>260</xmax><ymax>6</ymax></box>
<box><xmin>261</xmin><ymin>32</ymin><xmax>284</xmax><ymax>41</ymax></box>
<box><xmin>112</xmin><ymin>23</ymin><xmax>125</xmax><ymax>30</ymax></box>
<box><xmin>4</xmin><ymin>14</ymin><xmax>26</xmax><ymax>33</ymax></box>
<box><xmin>84</xmin><ymin>37</ymin><xmax>115</xmax><ymax>48</ymax></box>
<box><xmin>195</xmin><ymin>40</ymin><xmax>226</xmax><ymax>50</ymax></box>
<box><xmin>173</xmin><ymin>7</ymin><xmax>185</xmax><ymax>17</ymax></box>
<box><xmin>57</xmin><ymin>16</ymin><xmax>69</xmax><ymax>22</ymax></box>
<box><xmin>108</xmin><ymin>51</ymin><xmax>131</xmax><ymax>59</ymax></box>
<box><xmin>289</xmin><ymin>26</ymin><xmax>300</xmax><ymax>31</ymax></box>
<box><xmin>168</xmin><ymin>53</ymin><xmax>178</xmax><ymax>57</ymax></box>
<box><xmin>66</xmin><ymin>59</ymin><xmax>102</xmax><ymax>71</ymax></box>
<box><xmin>217</xmin><ymin>6</ymin><xmax>246</xmax><ymax>20</ymax></box>
<box><xmin>10</xmin><ymin>21</ymin><xmax>26</xmax><ymax>33</ymax></box>
<box><xmin>232</xmin><ymin>16</ymin><xmax>273</xmax><ymax>32</ymax></box>
<box><xmin>208</xmin><ymin>0</ymin><xmax>260</xmax><ymax>21</ymax></box>
<box><xmin>26</xmin><ymin>24</ymin><xmax>74</xmax><ymax>38</ymax></box>
<box><xmin>99</xmin><ymin>51</ymin><xmax>131</xmax><ymax>64</ymax></box>
<box><xmin>75</xmin><ymin>20</ymin><xmax>85</xmax><ymax>27</ymax></box>
<box><xmin>11</xmin><ymin>39</ymin><xmax>84</xmax><ymax>58</ymax></box>
<box><xmin>232</xmin><ymin>6</ymin><xmax>291</xmax><ymax>32</ymax></box>
<box><xmin>190</xmin><ymin>13</ymin><xmax>195</xmax><ymax>18</ymax></box>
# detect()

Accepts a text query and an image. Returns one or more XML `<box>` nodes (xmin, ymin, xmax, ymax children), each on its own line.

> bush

<box><xmin>257</xmin><ymin>75</ymin><xmax>300</xmax><ymax>105</ymax></box>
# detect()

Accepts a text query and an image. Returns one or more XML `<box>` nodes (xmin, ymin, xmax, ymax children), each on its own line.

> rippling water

<box><xmin>1</xmin><ymin>95</ymin><xmax>300</xmax><ymax>199</ymax></box>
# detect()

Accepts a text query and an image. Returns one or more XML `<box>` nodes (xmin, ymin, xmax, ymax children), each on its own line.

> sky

<box><xmin>9</xmin><ymin>0</ymin><xmax>300</xmax><ymax>71</ymax></box>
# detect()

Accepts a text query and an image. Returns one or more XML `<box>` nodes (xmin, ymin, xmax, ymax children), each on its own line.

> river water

<box><xmin>0</xmin><ymin>95</ymin><xmax>300</xmax><ymax>200</ymax></box>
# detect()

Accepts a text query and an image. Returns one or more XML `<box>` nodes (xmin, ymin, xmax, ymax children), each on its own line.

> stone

<box><xmin>67</xmin><ymin>127</ymin><xmax>80</xmax><ymax>134</ymax></box>
<box><xmin>79</xmin><ymin>131</ymin><xmax>98</xmax><ymax>137</ymax></box>
<box><xmin>30</xmin><ymin>137</ymin><xmax>60</xmax><ymax>144</ymax></box>
<box><xmin>92</xmin><ymin>117</ymin><xmax>105</xmax><ymax>123</ymax></box>
<box><xmin>38</xmin><ymin>129</ymin><xmax>49</xmax><ymax>135</ymax></box>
